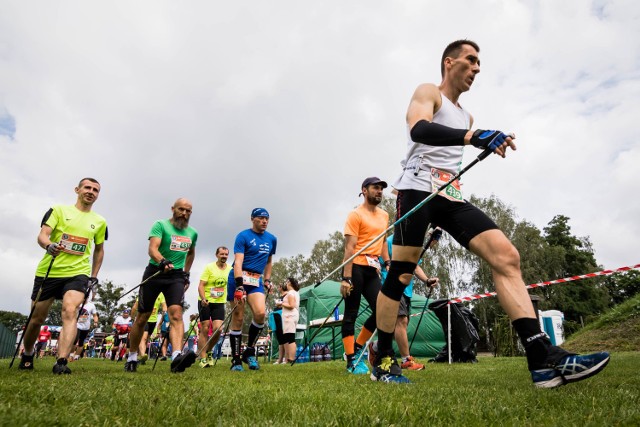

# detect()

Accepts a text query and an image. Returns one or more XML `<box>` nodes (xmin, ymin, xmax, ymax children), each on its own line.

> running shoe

<box><xmin>401</xmin><ymin>356</ymin><xmax>425</xmax><ymax>371</ymax></box>
<box><xmin>230</xmin><ymin>358</ymin><xmax>244</xmax><ymax>372</ymax></box>
<box><xmin>139</xmin><ymin>354</ymin><xmax>148</xmax><ymax>365</ymax></box>
<box><xmin>199</xmin><ymin>358</ymin><xmax>212</xmax><ymax>368</ymax></box>
<box><xmin>531</xmin><ymin>351</ymin><xmax>610</xmax><ymax>389</ymax></box>
<box><xmin>18</xmin><ymin>354</ymin><xmax>34</xmax><ymax>370</ymax></box>
<box><xmin>124</xmin><ymin>360</ymin><xmax>138</xmax><ymax>372</ymax></box>
<box><xmin>52</xmin><ymin>358</ymin><xmax>72</xmax><ymax>375</ymax></box>
<box><xmin>370</xmin><ymin>353</ymin><xmax>409</xmax><ymax>383</ymax></box>
<box><xmin>347</xmin><ymin>347</ymin><xmax>370</xmax><ymax>375</ymax></box>
<box><xmin>159</xmin><ymin>356</ymin><xmax>167</xmax><ymax>361</ymax></box>
<box><xmin>170</xmin><ymin>350</ymin><xmax>197</xmax><ymax>373</ymax></box>
<box><xmin>242</xmin><ymin>348</ymin><xmax>260</xmax><ymax>370</ymax></box>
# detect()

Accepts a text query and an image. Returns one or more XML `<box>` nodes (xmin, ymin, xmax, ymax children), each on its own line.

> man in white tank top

<box><xmin>371</xmin><ymin>40</ymin><xmax>609</xmax><ymax>387</ymax></box>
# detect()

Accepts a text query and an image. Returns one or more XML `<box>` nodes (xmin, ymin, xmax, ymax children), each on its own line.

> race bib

<box><xmin>170</xmin><ymin>235</ymin><xmax>192</xmax><ymax>252</ymax></box>
<box><xmin>118</xmin><ymin>334</ymin><xmax>128</xmax><ymax>339</ymax></box>
<box><xmin>365</xmin><ymin>255</ymin><xmax>381</xmax><ymax>270</ymax></box>
<box><xmin>242</xmin><ymin>271</ymin><xmax>261</xmax><ymax>287</ymax></box>
<box><xmin>431</xmin><ymin>168</ymin><xmax>463</xmax><ymax>202</ymax></box>
<box><xmin>78</xmin><ymin>314</ymin><xmax>89</xmax><ymax>323</ymax></box>
<box><xmin>210</xmin><ymin>287</ymin><xmax>225</xmax><ymax>298</ymax></box>
<box><xmin>59</xmin><ymin>233</ymin><xmax>89</xmax><ymax>255</ymax></box>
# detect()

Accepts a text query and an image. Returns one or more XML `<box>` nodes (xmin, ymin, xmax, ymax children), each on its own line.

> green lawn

<box><xmin>1</xmin><ymin>353</ymin><xmax>638</xmax><ymax>426</ymax></box>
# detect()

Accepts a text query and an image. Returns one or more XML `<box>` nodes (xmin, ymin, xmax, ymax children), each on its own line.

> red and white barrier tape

<box><xmin>448</xmin><ymin>263</ymin><xmax>640</xmax><ymax>304</ymax></box>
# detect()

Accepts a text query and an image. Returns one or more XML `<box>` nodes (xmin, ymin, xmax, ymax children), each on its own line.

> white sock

<box><xmin>172</xmin><ymin>351</ymin><xmax>181</xmax><ymax>360</ymax></box>
<box><xmin>128</xmin><ymin>352</ymin><xmax>138</xmax><ymax>362</ymax></box>
<box><xmin>24</xmin><ymin>349</ymin><xmax>35</xmax><ymax>356</ymax></box>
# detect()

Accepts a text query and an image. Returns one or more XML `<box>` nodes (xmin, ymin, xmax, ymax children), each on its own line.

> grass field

<box><xmin>1</xmin><ymin>352</ymin><xmax>638</xmax><ymax>426</ymax></box>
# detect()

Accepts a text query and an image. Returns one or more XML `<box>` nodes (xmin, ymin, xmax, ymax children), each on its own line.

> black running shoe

<box><xmin>124</xmin><ymin>360</ymin><xmax>138</xmax><ymax>372</ymax></box>
<box><xmin>18</xmin><ymin>354</ymin><xmax>34</xmax><ymax>370</ymax></box>
<box><xmin>52</xmin><ymin>358</ymin><xmax>71</xmax><ymax>375</ymax></box>
<box><xmin>171</xmin><ymin>350</ymin><xmax>196</xmax><ymax>373</ymax></box>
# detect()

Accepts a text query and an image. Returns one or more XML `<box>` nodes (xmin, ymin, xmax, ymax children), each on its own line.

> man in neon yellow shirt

<box><xmin>197</xmin><ymin>246</ymin><xmax>232</xmax><ymax>367</ymax></box>
<box><xmin>132</xmin><ymin>294</ymin><xmax>167</xmax><ymax>364</ymax></box>
<box><xmin>19</xmin><ymin>178</ymin><xmax>107</xmax><ymax>374</ymax></box>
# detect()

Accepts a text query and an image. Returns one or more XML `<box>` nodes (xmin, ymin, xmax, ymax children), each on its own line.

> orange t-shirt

<box><xmin>343</xmin><ymin>205</ymin><xmax>389</xmax><ymax>267</ymax></box>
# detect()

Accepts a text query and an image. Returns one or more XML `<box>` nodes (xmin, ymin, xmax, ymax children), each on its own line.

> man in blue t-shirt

<box><xmin>227</xmin><ymin>208</ymin><xmax>277</xmax><ymax>371</ymax></box>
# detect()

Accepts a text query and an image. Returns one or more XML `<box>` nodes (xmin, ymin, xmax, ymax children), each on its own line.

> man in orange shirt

<box><xmin>340</xmin><ymin>177</ymin><xmax>390</xmax><ymax>375</ymax></box>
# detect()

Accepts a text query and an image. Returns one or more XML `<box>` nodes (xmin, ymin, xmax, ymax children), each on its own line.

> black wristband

<box><xmin>342</xmin><ymin>277</ymin><xmax>352</xmax><ymax>284</ymax></box>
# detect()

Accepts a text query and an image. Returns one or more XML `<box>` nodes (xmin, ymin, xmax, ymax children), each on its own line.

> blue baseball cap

<box><xmin>251</xmin><ymin>208</ymin><xmax>270</xmax><ymax>219</ymax></box>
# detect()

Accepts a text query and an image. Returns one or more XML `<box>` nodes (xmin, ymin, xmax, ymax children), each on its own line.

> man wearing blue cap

<box><xmin>227</xmin><ymin>208</ymin><xmax>277</xmax><ymax>371</ymax></box>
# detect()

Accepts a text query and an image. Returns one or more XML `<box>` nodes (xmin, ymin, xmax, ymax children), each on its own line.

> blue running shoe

<box><xmin>230</xmin><ymin>359</ymin><xmax>244</xmax><ymax>372</ymax></box>
<box><xmin>531</xmin><ymin>351</ymin><xmax>610</xmax><ymax>389</ymax></box>
<box><xmin>246</xmin><ymin>356</ymin><xmax>260</xmax><ymax>370</ymax></box>
<box><xmin>348</xmin><ymin>347</ymin><xmax>370</xmax><ymax>375</ymax></box>
<box><xmin>370</xmin><ymin>355</ymin><xmax>409</xmax><ymax>384</ymax></box>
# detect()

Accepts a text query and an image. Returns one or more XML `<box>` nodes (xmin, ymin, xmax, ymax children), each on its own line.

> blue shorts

<box><xmin>227</xmin><ymin>269</ymin><xmax>265</xmax><ymax>301</ymax></box>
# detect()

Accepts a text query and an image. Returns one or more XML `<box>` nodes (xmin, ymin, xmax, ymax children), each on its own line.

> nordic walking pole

<box><xmin>212</xmin><ymin>303</ymin><xmax>239</xmax><ymax>367</ymax></box>
<box><xmin>353</xmin><ymin>328</ymin><xmax>378</xmax><ymax>367</ymax></box>
<box><xmin>408</xmin><ymin>227</ymin><xmax>442</xmax><ymax>352</ymax></box>
<box><xmin>291</xmin><ymin>297</ymin><xmax>344</xmax><ymax>366</ymax></box>
<box><xmin>76</xmin><ymin>279</ymin><xmax>99</xmax><ymax>322</ymax></box>
<box><xmin>119</xmin><ymin>270</ymin><xmax>163</xmax><ymax>301</ymax></box>
<box><xmin>10</xmin><ymin>256</ymin><xmax>55</xmax><ymax>368</ymax></box>
<box><xmin>152</xmin><ymin>333</ymin><xmax>169</xmax><ymax>371</ymax></box>
<box><xmin>312</xmin><ymin>148</ymin><xmax>494</xmax><ymax>289</ymax></box>
<box><xmin>409</xmin><ymin>285</ymin><xmax>436</xmax><ymax>353</ymax></box>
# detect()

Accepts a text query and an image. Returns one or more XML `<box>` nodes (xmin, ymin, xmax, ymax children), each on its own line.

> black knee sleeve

<box><xmin>380</xmin><ymin>261</ymin><xmax>417</xmax><ymax>301</ymax></box>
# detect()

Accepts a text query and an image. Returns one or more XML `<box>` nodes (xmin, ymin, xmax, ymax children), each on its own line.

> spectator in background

<box><xmin>281</xmin><ymin>277</ymin><xmax>300</xmax><ymax>363</ymax></box>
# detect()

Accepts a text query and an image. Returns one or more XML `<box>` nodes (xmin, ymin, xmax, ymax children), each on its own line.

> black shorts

<box><xmin>35</xmin><ymin>341</ymin><xmax>47</xmax><ymax>352</ymax></box>
<box><xmin>393</xmin><ymin>190</ymin><xmax>498</xmax><ymax>249</ymax></box>
<box><xmin>144</xmin><ymin>322</ymin><xmax>157</xmax><ymax>334</ymax></box>
<box><xmin>31</xmin><ymin>275</ymin><xmax>88</xmax><ymax>301</ymax></box>
<box><xmin>114</xmin><ymin>334</ymin><xmax>128</xmax><ymax>346</ymax></box>
<box><xmin>137</xmin><ymin>264</ymin><xmax>185</xmax><ymax>313</ymax></box>
<box><xmin>198</xmin><ymin>301</ymin><xmax>225</xmax><ymax>322</ymax></box>
<box><xmin>282</xmin><ymin>332</ymin><xmax>296</xmax><ymax>345</ymax></box>
<box><xmin>75</xmin><ymin>329</ymin><xmax>90</xmax><ymax>346</ymax></box>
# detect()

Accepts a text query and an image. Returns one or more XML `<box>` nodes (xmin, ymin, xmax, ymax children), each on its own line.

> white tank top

<box><xmin>393</xmin><ymin>93</ymin><xmax>471</xmax><ymax>192</ymax></box>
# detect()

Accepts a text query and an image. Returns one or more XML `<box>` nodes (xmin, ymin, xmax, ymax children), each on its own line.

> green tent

<box><xmin>269</xmin><ymin>280</ymin><xmax>445</xmax><ymax>360</ymax></box>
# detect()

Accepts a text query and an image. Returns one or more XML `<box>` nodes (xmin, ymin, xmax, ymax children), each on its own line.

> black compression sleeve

<box><xmin>40</xmin><ymin>208</ymin><xmax>53</xmax><ymax>227</ymax></box>
<box><xmin>410</xmin><ymin>119</ymin><xmax>468</xmax><ymax>146</ymax></box>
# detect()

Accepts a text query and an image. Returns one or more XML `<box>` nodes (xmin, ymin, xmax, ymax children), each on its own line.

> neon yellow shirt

<box><xmin>148</xmin><ymin>294</ymin><xmax>166</xmax><ymax>323</ymax></box>
<box><xmin>36</xmin><ymin>205</ymin><xmax>107</xmax><ymax>278</ymax></box>
<box><xmin>199</xmin><ymin>262</ymin><xmax>231</xmax><ymax>303</ymax></box>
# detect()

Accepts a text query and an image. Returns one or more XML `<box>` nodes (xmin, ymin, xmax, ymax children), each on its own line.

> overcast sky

<box><xmin>1</xmin><ymin>1</ymin><xmax>638</xmax><ymax>316</ymax></box>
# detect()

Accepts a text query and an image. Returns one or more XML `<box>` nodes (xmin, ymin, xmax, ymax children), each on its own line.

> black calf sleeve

<box><xmin>380</xmin><ymin>261</ymin><xmax>417</xmax><ymax>301</ymax></box>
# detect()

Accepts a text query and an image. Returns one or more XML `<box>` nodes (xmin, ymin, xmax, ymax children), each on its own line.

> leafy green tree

<box><xmin>542</xmin><ymin>215</ymin><xmax>610</xmax><ymax>322</ymax></box>
<box><xmin>94</xmin><ymin>280</ymin><xmax>129</xmax><ymax>331</ymax></box>
<box><xmin>45</xmin><ymin>301</ymin><xmax>63</xmax><ymax>326</ymax></box>
<box><xmin>0</xmin><ymin>311</ymin><xmax>28</xmax><ymax>334</ymax></box>
<box><xmin>604</xmin><ymin>270</ymin><xmax>640</xmax><ymax>305</ymax></box>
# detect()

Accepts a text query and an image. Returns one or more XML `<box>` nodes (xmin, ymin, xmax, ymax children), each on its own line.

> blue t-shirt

<box><xmin>230</xmin><ymin>228</ymin><xmax>277</xmax><ymax>276</ymax></box>
<box><xmin>380</xmin><ymin>235</ymin><xmax>421</xmax><ymax>298</ymax></box>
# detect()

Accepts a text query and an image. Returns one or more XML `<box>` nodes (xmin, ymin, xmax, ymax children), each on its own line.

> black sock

<box><xmin>512</xmin><ymin>318</ymin><xmax>569</xmax><ymax>369</ymax></box>
<box><xmin>230</xmin><ymin>331</ymin><xmax>241</xmax><ymax>359</ymax></box>
<box><xmin>247</xmin><ymin>322</ymin><xmax>264</xmax><ymax>348</ymax></box>
<box><xmin>377</xmin><ymin>330</ymin><xmax>394</xmax><ymax>359</ymax></box>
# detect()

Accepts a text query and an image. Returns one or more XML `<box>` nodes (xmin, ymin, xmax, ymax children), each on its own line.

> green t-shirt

<box><xmin>36</xmin><ymin>205</ymin><xmax>108</xmax><ymax>278</ymax></box>
<box><xmin>148</xmin><ymin>219</ymin><xmax>197</xmax><ymax>270</ymax></box>
<box><xmin>199</xmin><ymin>262</ymin><xmax>231</xmax><ymax>303</ymax></box>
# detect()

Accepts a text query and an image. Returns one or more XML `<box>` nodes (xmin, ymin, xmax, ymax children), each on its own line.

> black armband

<box><xmin>410</xmin><ymin>119</ymin><xmax>468</xmax><ymax>146</ymax></box>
